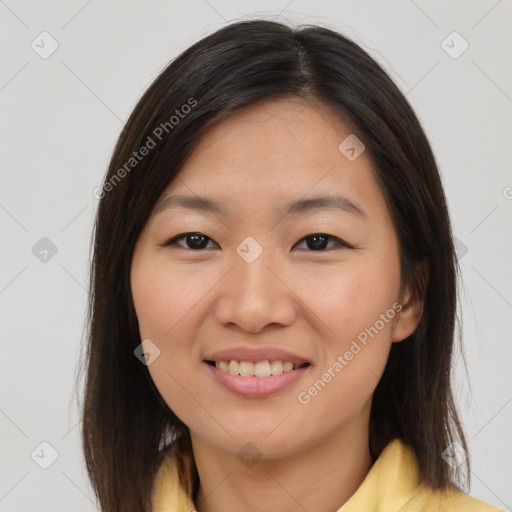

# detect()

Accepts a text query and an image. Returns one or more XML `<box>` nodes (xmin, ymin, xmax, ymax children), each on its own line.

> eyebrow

<box><xmin>152</xmin><ymin>193</ymin><xmax>366</xmax><ymax>219</ymax></box>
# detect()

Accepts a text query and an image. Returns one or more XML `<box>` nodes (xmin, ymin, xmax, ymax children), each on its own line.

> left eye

<box><xmin>293</xmin><ymin>233</ymin><xmax>349</xmax><ymax>251</ymax></box>
<box><xmin>163</xmin><ymin>232</ymin><xmax>350</xmax><ymax>251</ymax></box>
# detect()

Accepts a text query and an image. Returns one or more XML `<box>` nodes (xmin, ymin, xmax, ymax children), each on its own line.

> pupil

<box><xmin>307</xmin><ymin>234</ymin><xmax>327</xmax><ymax>250</ymax></box>
<box><xmin>185</xmin><ymin>234</ymin><xmax>330</xmax><ymax>250</ymax></box>
<box><xmin>188</xmin><ymin>234</ymin><xmax>208</xmax><ymax>249</ymax></box>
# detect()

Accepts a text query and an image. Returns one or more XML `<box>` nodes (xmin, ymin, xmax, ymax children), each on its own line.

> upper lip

<box><xmin>205</xmin><ymin>347</ymin><xmax>310</xmax><ymax>365</ymax></box>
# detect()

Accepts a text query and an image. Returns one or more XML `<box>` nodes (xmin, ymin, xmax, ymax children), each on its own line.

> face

<box><xmin>130</xmin><ymin>98</ymin><xmax>421</xmax><ymax>459</ymax></box>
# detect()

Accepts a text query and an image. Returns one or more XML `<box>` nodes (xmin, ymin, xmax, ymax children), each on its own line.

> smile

<box><xmin>204</xmin><ymin>360</ymin><xmax>311</xmax><ymax>398</ymax></box>
<box><xmin>206</xmin><ymin>359</ymin><xmax>310</xmax><ymax>377</ymax></box>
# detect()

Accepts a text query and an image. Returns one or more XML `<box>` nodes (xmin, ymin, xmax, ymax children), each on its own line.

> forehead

<box><xmin>155</xmin><ymin>98</ymin><xmax>385</xmax><ymax>219</ymax></box>
<box><xmin>191</xmin><ymin>98</ymin><xmax>352</xmax><ymax>165</ymax></box>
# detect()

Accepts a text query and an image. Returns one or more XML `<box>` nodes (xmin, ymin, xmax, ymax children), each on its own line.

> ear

<box><xmin>391</xmin><ymin>260</ymin><xmax>428</xmax><ymax>343</ymax></box>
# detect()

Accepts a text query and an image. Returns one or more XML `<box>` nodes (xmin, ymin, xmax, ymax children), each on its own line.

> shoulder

<box><xmin>403</xmin><ymin>484</ymin><xmax>505</xmax><ymax>511</ymax></box>
<box><xmin>352</xmin><ymin>438</ymin><xmax>504</xmax><ymax>512</ymax></box>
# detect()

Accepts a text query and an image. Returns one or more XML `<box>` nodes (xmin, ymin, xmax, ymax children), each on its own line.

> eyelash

<box><xmin>161</xmin><ymin>232</ymin><xmax>353</xmax><ymax>251</ymax></box>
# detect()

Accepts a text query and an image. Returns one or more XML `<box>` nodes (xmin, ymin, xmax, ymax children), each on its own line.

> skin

<box><xmin>130</xmin><ymin>98</ymin><xmax>423</xmax><ymax>512</ymax></box>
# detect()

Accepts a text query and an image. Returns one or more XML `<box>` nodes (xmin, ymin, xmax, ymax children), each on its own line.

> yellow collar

<box><xmin>151</xmin><ymin>438</ymin><xmax>501</xmax><ymax>511</ymax></box>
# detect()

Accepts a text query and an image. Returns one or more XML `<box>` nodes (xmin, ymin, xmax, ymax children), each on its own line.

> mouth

<box><xmin>204</xmin><ymin>358</ymin><xmax>311</xmax><ymax>398</ymax></box>
<box><xmin>204</xmin><ymin>359</ymin><xmax>311</xmax><ymax>378</ymax></box>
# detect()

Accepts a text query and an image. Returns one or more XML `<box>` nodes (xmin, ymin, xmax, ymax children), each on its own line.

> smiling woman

<box><xmin>78</xmin><ymin>19</ymin><xmax>502</xmax><ymax>512</ymax></box>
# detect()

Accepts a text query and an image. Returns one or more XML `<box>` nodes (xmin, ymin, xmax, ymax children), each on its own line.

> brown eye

<box><xmin>164</xmin><ymin>232</ymin><xmax>218</xmax><ymax>250</ymax></box>
<box><xmin>162</xmin><ymin>232</ymin><xmax>351</xmax><ymax>252</ymax></box>
<box><xmin>293</xmin><ymin>233</ymin><xmax>350</xmax><ymax>251</ymax></box>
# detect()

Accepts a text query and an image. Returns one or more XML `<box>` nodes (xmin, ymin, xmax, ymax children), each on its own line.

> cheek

<box><xmin>294</xmin><ymin>272</ymin><xmax>397</xmax><ymax>431</ymax></box>
<box><xmin>291</xmin><ymin>250</ymin><xmax>401</xmax><ymax>412</ymax></box>
<box><xmin>130</xmin><ymin>257</ymin><xmax>219</xmax><ymax>408</ymax></box>
<box><xmin>293</xmin><ymin>256</ymin><xmax>401</xmax><ymax>342</ymax></box>
<box><xmin>130</xmin><ymin>256</ymin><xmax>210</xmax><ymax>425</ymax></box>
<box><xmin>131</xmin><ymin>258</ymin><xmax>208</xmax><ymax>341</ymax></box>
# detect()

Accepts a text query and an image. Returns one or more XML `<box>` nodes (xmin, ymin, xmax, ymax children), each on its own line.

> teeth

<box><xmin>218</xmin><ymin>361</ymin><xmax>229</xmax><ymax>372</ymax></box>
<box><xmin>214</xmin><ymin>360</ymin><xmax>306</xmax><ymax>377</ymax></box>
<box><xmin>227</xmin><ymin>360</ymin><xmax>239</xmax><ymax>375</ymax></box>
<box><xmin>239</xmin><ymin>361</ymin><xmax>254</xmax><ymax>377</ymax></box>
<box><xmin>270</xmin><ymin>360</ymin><xmax>283</xmax><ymax>376</ymax></box>
<box><xmin>254</xmin><ymin>361</ymin><xmax>271</xmax><ymax>377</ymax></box>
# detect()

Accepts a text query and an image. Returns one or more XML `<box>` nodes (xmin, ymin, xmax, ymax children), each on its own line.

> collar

<box><xmin>151</xmin><ymin>438</ymin><xmax>499</xmax><ymax>511</ymax></box>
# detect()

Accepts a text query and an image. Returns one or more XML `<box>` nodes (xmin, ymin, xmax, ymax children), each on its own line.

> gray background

<box><xmin>1</xmin><ymin>0</ymin><xmax>511</xmax><ymax>510</ymax></box>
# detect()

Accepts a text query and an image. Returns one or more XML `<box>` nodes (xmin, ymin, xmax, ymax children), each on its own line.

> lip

<box><xmin>205</xmin><ymin>361</ymin><xmax>310</xmax><ymax>398</ymax></box>
<box><xmin>205</xmin><ymin>346</ymin><xmax>310</xmax><ymax>365</ymax></box>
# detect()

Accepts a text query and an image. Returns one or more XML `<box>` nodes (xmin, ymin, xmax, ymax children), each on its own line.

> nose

<box><xmin>213</xmin><ymin>249</ymin><xmax>297</xmax><ymax>334</ymax></box>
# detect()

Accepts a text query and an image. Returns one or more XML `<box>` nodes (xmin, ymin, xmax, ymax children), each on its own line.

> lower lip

<box><xmin>205</xmin><ymin>362</ymin><xmax>310</xmax><ymax>398</ymax></box>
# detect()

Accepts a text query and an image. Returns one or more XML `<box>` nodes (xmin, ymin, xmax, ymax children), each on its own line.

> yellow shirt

<box><xmin>151</xmin><ymin>438</ymin><xmax>503</xmax><ymax>511</ymax></box>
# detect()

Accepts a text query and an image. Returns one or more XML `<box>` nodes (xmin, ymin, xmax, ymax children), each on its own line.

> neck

<box><xmin>190</xmin><ymin>402</ymin><xmax>373</xmax><ymax>512</ymax></box>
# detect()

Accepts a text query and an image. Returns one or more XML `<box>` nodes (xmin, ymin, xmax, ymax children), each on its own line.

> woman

<box><xmin>79</xmin><ymin>19</ymin><xmax>502</xmax><ymax>512</ymax></box>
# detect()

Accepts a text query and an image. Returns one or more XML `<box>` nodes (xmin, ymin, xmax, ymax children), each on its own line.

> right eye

<box><xmin>162</xmin><ymin>232</ymin><xmax>219</xmax><ymax>250</ymax></box>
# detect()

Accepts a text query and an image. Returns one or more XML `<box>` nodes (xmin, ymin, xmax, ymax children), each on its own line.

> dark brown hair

<box><xmin>76</xmin><ymin>19</ymin><xmax>469</xmax><ymax>512</ymax></box>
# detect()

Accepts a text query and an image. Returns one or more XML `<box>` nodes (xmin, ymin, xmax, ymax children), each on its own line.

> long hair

<box><xmin>76</xmin><ymin>19</ymin><xmax>468</xmax><ymax>512</ymax></box>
